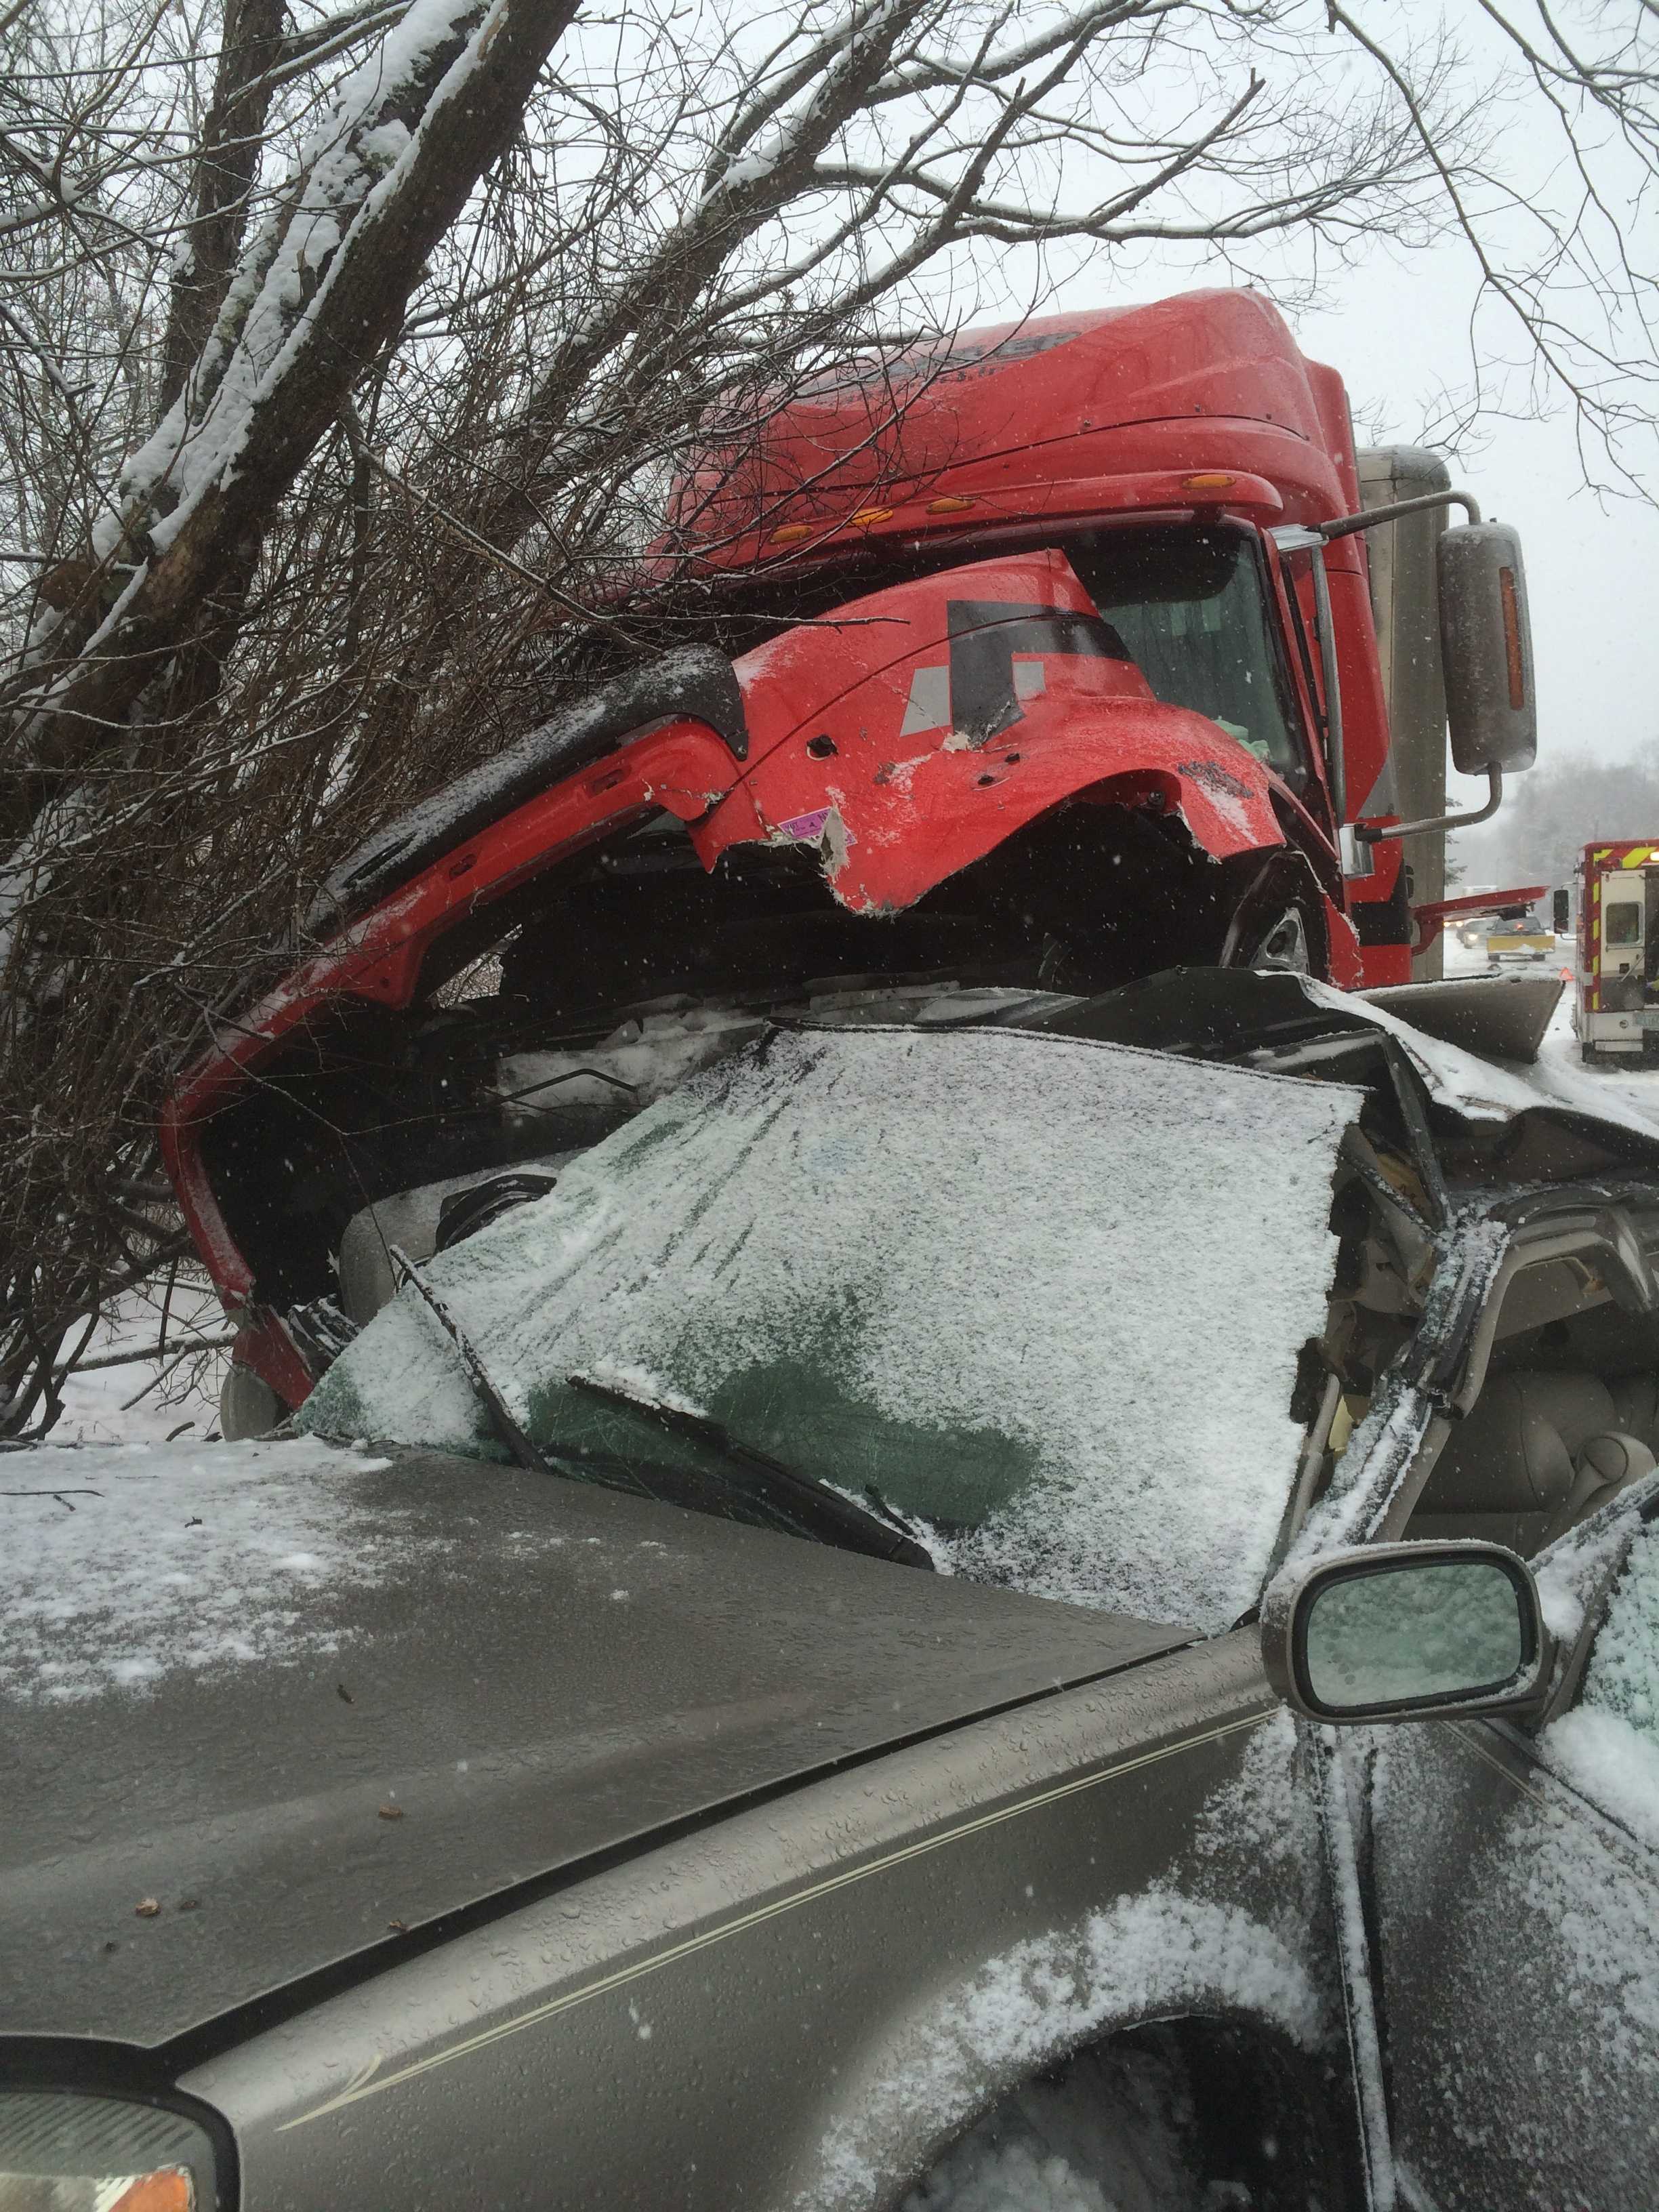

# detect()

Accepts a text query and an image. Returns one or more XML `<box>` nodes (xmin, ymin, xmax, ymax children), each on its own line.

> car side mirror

<box><xmin>1439</xmin><ymin>523</ymin><xmax>1537</xmax><ymax>777</ymax></box>
<box><xmin>1553</xmin><ymin>888</ymin><xmax>1571</xmax><ymax>935</ymax></box>
<box><xmin>1261</xmin><ymin>1540</ymin><xmax>1551</xmax><ymax>1723</ymax></box>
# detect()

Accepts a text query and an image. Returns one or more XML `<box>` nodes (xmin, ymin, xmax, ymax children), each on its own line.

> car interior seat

<box><xmin>1610</xmin><ymin>1373</ymin><xmax>1659</xmax><ymax>1452</ymax></box>
<box><xmin>1408</xmin><ymin>1371</ymin><xmax>1658</xmax><ymax>1555</ymax></box>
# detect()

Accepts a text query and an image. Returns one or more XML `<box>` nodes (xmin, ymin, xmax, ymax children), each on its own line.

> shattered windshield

<box><xmin>301</xmin><ymin>1027</ymin><xmax>1359</xmax><ymax>1631</ymax></box>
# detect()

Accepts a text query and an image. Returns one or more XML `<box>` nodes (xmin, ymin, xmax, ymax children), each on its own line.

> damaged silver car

<box><xmin>6</xmin><ymin>969</ymin><xmax>1659</xmax><ymax>2211</ymax></box>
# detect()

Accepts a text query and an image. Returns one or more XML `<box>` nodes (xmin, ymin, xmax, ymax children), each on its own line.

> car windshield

<box><xmin>300</xmin><ymin>1025</ymin><xmax>1358</xmax><ymax>1631</ymax></box>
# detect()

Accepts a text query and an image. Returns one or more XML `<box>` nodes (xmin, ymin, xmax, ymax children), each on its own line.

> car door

<box><xmin>1366</xmin><ymin>1480</ymin><xmax>1659</xmax><ymax>2211</ymax></box>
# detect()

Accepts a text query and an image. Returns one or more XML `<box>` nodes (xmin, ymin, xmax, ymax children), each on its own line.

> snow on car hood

<box><xmin>303</xmin><ymin>1025</ymin><xmax>1362</xmax><ymax>1631</ymax></box>
<box><xmin>1</xmin><ymin>1435</ymin><xmax>401</xmax><ymax>1702</ymax></box>
<box><xmin>4</xmin><ymin>1447</ymin><xmax>1182</xmax><ymax>2047</ymax></box>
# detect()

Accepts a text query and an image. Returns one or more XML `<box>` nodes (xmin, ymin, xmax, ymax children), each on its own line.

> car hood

<box><xmin>0</xmin><ymin>1437</ymin><xmax>1183</xmax><ymax>2049</ymax></box>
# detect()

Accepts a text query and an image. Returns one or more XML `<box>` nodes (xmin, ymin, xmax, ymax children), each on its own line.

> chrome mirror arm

<box><xmin>1354</xmin><ymin>764</ymin><xmax>1503</xmax><ymax>847</ymax></box>
<box><xmin>1319</xmin><ymin>487</ymin><xmax>1482</xmax><ymax>540</ymax></box>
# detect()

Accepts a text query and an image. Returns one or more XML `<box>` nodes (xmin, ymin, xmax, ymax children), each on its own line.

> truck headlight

<box><xmin>0</xmin><ymin>2091</ymin><xmax>219</xmax><ymax>2211</ymax></box>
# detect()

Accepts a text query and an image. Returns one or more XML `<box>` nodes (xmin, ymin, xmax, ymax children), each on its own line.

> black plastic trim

<box><xmin>306</xmin><ymin>646</ymin><xmax>749</xmax><ymax>935</ymax></box>
<box><xmin>1351</xmin><ymin>869</ymin><xmax>1413</xmax><ymax>948</ymax></box>
<box><xmin>945</xmin><ymin>599</ymin><xmax>1130</xmax><ymax>743</ymax></box>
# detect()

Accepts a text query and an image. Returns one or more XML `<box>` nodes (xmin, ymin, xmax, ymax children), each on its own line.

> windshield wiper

<box><xmin>390</xmin><ymin>1250</ymin><xmax>933</xmax><ymax>1568</ymax></box>
<box><xmin>569</xmin><ymin>1372</ymin><xmax>936</xmax><ymax>1570</ymax></box>
<box><xmin>392</xmin><ymin>1247</ymin><xmax>695</xmax><ymax>1513</ymax></box>
<box><xmin>391</xmin><ymin>1246</ymin><xmax>547</xmax><ymax>1471</ymax></box>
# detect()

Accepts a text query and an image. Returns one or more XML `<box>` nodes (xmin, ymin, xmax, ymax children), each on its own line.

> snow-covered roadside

<box><xmin>1443</xmin><ymin>933</ymin><xmax>1659</xmax><ymax>1127</ymax></box>
<box><xmin>1533</xmin><ymin>985</ymin><xmax>1659</xmax><ymax>1128</ymax></box>
<box><xmin>47</xmin><ymin>1282</ymin><xmax>227</xmax><ymax>1446</ymax></box>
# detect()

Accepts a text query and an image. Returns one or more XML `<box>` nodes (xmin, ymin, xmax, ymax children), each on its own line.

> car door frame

<box><xmin>1306</xmin><ymin>1190</ymin><xmax>1659</xmax><ymax>2211</ymax></box>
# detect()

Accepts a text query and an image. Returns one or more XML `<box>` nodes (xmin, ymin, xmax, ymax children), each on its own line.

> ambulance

<box><xmin>1571</xmin><ymin>841</ymin><xmax>1659</xmax><ymax>1061</ymax></box>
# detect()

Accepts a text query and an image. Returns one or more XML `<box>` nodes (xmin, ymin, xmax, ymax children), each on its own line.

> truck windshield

<box><xmin>721</xmin><ymin>520</ymin><xmax>1309</xmax><ymax>791</ymax></box>
<box><xmin>1065</xmin><ymin>525</ymin><xmax>1307</xmax><ymax>790</ymax></box>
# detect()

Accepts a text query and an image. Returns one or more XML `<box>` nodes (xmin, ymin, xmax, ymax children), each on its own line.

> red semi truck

<box><xmin>160</xmin><ymin>289</ymin><xmax>1545</xmax><ymax>1428</ymax></box>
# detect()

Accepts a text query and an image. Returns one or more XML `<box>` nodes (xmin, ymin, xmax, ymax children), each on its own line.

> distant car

<box><xmin>1485</xmin><ymin>903</ymin><xmax>1556</xmax><ymax>962</ymax></box>
<box><xmin>9</xmin><ymin>971</ymin><xmax>1659</xmax><ymax>2211</ymax></box>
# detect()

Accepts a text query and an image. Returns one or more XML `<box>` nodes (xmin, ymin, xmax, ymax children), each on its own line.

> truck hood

<box><xmin>0</xmin><ymin>1438</ymin><xmax>1182</xmax><ymax>2049</ymax></box>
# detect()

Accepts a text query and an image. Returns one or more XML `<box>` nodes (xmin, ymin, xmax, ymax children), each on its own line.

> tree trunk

<box><xmin>160</xmin><ymin>0</ymin><xmax>291</xmax><ymax>409</ymax></box>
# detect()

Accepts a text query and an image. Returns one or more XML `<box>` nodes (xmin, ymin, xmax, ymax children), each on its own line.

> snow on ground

<box><xmin>1442</xmin><ymin>933</ymin><xmax>1659</xmax><ymax>1127</ymax></box>
<box><xmin>48</xmin><ymin>1279</ymin><xmax>227</xmax><ymax>1446</ymax></box>
<box><xmin>1533</xmin><ymin>986</ymin><xmax>1659</xmax><ymax>1131</ymax></box>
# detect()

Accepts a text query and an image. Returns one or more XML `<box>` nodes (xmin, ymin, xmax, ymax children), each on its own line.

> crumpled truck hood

<box><xmin>0</xmin><ymin>1438</ymin><xmax>1183</xmax><ymax>2049</ymax></box>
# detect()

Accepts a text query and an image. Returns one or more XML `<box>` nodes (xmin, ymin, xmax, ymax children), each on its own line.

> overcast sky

<box><xmin>1296</xmin><ymin>253</ymin><xmax>1659</xmax><ymax>799</ymax></box>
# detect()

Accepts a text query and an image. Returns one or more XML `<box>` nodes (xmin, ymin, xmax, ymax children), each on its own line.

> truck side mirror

<box><xmin>1439</xmin><ymin>523</ymin><xmax>1537</xmax><ymax>777</ymax></box>
<box><xmin>1553</xmin><ymin>888</ymin><xmax>1571</xmax><ymax>935</ymax></box>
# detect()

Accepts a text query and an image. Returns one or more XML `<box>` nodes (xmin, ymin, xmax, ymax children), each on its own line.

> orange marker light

<box><xmin>926</xmin><ymin>496</ymin><xmax>975</xmax><ymax>514</ymax></box>
<box><xmin>769</xmin><ymin>523</ymin><xmax>813</xmax><ymax>544</ymax></box>
<box><xmin>108</xmin><ymin>2169</ymin><xmax>194</xmax><ymax>2212</ymax></box>
<box><xmin>1498</xmin><ymin>567</ymin><xmax>1526</xmax><ymax>708</ymax></box>
<box><xmin>850</xmin><ymin>507</ymin><xmax>894</xmax><ymax>526</ymax></box>
<box><xmin>1181</xmin><ymin>472</ymin><xmax>1236</xmax><ymax>493</ymax></box>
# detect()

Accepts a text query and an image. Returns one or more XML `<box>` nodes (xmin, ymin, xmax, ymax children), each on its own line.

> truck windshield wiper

<box><xmin>568</xmin><ymin>1372</ymin><xmax>936</xmax><ymax>1571</ymax></box>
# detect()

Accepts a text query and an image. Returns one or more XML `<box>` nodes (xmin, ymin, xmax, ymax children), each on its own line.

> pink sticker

<box><xmin>778</xmin><ymin>807</ymin><xmax>834</xmax><ymax>842</ymax></box>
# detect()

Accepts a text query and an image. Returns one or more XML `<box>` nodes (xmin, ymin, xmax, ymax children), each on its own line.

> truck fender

<box><xmin>698</xmin><ymin>695</ymin><xmax>1292</xmax><ymax>919</ymax></box>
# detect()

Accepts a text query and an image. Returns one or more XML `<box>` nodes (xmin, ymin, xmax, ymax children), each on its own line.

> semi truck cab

<box><xmin>161</xmin><ymin>289</ymin><xmax>1551</xmax><ymax>1426</ymax></box>
<box><xmin>668</xmin><ymin>287</ymin><xmax>1542</xmax><ymax>985</ymax></box>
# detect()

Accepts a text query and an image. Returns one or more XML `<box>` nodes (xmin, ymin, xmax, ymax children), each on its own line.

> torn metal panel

<box><xmin>1361</xmin><ymin>972</ymin><xmax>1564</xmax><ymax>1065</ymax></box>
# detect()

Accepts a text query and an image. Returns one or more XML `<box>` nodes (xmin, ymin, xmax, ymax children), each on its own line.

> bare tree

<box><xmin>1456</xmin><ymin>739</ymin><xmax>1659</xmax><ymax>900</ymax></box>
<box><xmin>1</xmin><ymin>0</ymin><xmax>1655</xmax><ymax>1435</ymax></box>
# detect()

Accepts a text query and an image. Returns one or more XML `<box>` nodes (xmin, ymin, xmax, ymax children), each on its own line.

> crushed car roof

<box><xmin>302</xmin><ymin>1021</ymin><xmax>1363</xmax><ymax>1633</ymax></box>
